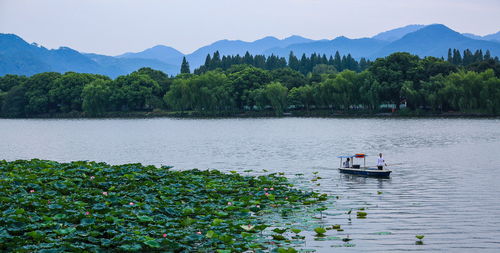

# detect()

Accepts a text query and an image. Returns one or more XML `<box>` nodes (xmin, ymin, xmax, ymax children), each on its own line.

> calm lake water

<box><xmin>1</xmin><ymin>117</ymin><xmax>500</xmax><ymax>252</ymax></box>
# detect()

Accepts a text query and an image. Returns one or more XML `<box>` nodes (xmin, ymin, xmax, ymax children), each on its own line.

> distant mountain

<box><xmin>185</xmin><ymin>36</ymin><xmax>314</xmax><ymax>67</ymax></box>
<box><xmin>117</xmin><ymin>45</ymin><xmax>184</xmax><ymax>64</ymax></box>
<box><xmin>372</xmin><ymin>24</ymin><xmax>426</xmax><ymax>42</ymax></box>
<box><xmin>85</xmin><ymin>53</ymin><xmax>178</xmax><ymax>77</ymax></box>
<box><xmin>372</xmin><ymin>24</ymin><xmax>500</xmax><ymax>58</ymax></box>
<box><xmin>462</xmin><ymin>33</ymin><xmax>483</xmax><ymax>40</ymax></box>
<box><xmin>0</xmin><ymin>34</ymin><xmax>178</xmax><ymax>77</ymax></box>
<box><xmin>484</xmin><ymin>32</ymin><xmax>500</xmax><ymax>43</ymax></box>
<box><xmin>0</xmin><ymin>34</ymin><xmax>101</xmax><ymax>76</ymax></box>
<box><xmin>463</xmin><ymin>31</ymin><xmax>500</xmax><ymax>43</ymax></box>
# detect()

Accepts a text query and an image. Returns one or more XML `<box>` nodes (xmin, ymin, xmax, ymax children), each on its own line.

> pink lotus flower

<box><xmin>256</xmin><ymin>205</ymin><xmax>260</xmax><ymax>208</ymax></box>
<box><xmin>196</xmin><ymin>231</ymin><xmax>202</xmax><ymax>235</ymax></box>
<box><xmin>227</xmin><ymin>202</ymin><xmax>232</xmax><ymax>206</ymax></box>
<box><xmin>129</xmin><ymin>202</ymin><xmax>134</xmax><ymax>206</ymax></box>
<box><xmin>285</xmin><ymin>197</ymin><xmax>288</xmax><ymax>200</ymax></box>
<box><xmin>265</xmin><ymin>192</ymin><xmax>269</xmax><ymax>196</ymax></box>
<box><xmin>85</xmin><ymin>211</ymin><xmax>90</xmax><ymax>215</ymax></box>
<box><xmin>270</xmin><ymin>187</ymin><xmax>274</xmax><ymax>191</ymax></box>
<box><xmin>90</xmin><ymin>176</ymin><xmax>95</xmax><ymax>180</ymax></box>
<box><xmin>102</xmin><ymin>192</ymin><xmax>108</xmax><ymax>196</ymax></box>
<box><xmin>163</xmin><ymin>233</ymin><xmax>167</xmax><ymax>238</ymax></box>
<box><xmin>264</xmin><ymin>188</ymin><xmax>268</xmax><ymax>191</ymax></box>
<box><xmin>29</xmin><ymin>189</ymin><xmax>35</xmax><ymax>193</ymax></box>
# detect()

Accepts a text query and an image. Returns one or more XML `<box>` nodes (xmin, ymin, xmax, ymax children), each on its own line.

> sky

<box><xmin>1</xmin><ymin>0</ymin><xmax>499</xmax><ymax>56</ymax></box>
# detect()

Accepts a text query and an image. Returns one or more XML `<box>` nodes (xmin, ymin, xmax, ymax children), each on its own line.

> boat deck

<box><xmin>338</xmin><ymin>167</ymin><xmax>392</xmax><ymax>178</ymax></box>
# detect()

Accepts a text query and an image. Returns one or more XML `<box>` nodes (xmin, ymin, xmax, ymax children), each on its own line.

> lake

<box><xmin>1</xmin><ymin>117</ymin><xmax>499</xmax><ymax>252</ymax></box>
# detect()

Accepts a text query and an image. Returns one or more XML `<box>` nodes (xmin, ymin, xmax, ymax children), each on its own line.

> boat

<box><xmin>337</xmin><ymin>153</ymin><xmax>391</xmax><ymax>178</ymax></box>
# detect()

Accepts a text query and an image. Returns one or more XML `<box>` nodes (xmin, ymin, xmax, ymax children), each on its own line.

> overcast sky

<box><xmin>1</xmin><ymin>0</ymin><xmax>499</xmax><ymax>55</ymax></box>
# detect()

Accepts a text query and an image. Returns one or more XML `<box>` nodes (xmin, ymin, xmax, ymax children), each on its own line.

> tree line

<box><xmin>194</xmin><ymin>51</ymin><xmax>370</xmax><ymax>75</ymax></box>
<box><xmin>1</xmin><ymin>50</ymin><xmax>499</xmax><ymax>117</ymax></box>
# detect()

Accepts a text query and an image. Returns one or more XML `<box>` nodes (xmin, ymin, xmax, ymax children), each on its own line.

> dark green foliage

<box><xmin>194</xmin><ymin>51</ymin><xmax>368</xmax><ymax>75</ymax></box>
<box><xmin>251</xmin><ymin>82</ymin><xmax>288</xmax><ymax>116</ymax></box>
<box><xmin>82</xmin><ymin>79</ymin><xmax>112</xmax><ymax>116</ymax></box>
<box><xmin>164</xmin><ymin>71</ymin><xmax>234</xmax><ymax>113</ymax></box>
<box><xmin>1</xmin><ymin>85</ymin><xmax>26</xmax><ymax>117</ymax></box>
<box><xmin>0</xmin><ymin>159</ymin><xmax>325</xmax><ymax>252</ymax></box>
<box><xmin>180</xmin><ymin>57</ymin><xmax>190</xmax><ymax>74</ymax></box>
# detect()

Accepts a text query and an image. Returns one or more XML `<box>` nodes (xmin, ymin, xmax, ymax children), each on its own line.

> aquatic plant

<box><xmin>290</xmin><ymin>228</ymin><xmax>305</xmax><ymax>239</ymax></box>
<box><xmin>272</xmin><ymin>228</ymin><xmax>288</xmax><ymax>234</ymax></box>
<box><xmin>357</xmin><ymin>211</ymin><xmax>368</xmax><ymax>218</ymax></box>
<box><xmin>315</xmin><ymin>206</ymin><xmax>328</xmax><ymax>219</ymax></box>
<box><xmin>0</xmin><ymin>159</ymin><xmax>327</xmax><ymax>252</ymax></box>
<box><xmin>277</xmin><ymin>247</ymin><xmax>298</xmax><ymax>253</ymax></box>
<box><xmin>314</xmin><ymin>227</ymin><xmax>327</xmax><ymax>236</ymax></box>
<box><xmin>342</xmin><ymin>235</ymin><xmax>352</xmax><ymax>242</ymax></box>
<box><xmin>271</xmin><ymin>234</ymin><xmax>287</xmax><ymax>241</ymax></box>
<box><xmin>415</xmin><ymin>234</ymin><xmax>425</xmax><ymax>245</ymax></box>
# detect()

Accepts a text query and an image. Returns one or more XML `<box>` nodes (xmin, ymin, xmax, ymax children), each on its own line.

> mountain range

<box><xmin>1</xmin><ymin>24</ymin><xmax>499</xmax><ymax>77</ymax></box>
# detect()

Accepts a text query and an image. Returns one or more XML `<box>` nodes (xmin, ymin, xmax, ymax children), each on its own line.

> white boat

<box><xmin>337</xmin><ymin>154</ymin><xmax>391</xmax><ymax>178</ymax></box>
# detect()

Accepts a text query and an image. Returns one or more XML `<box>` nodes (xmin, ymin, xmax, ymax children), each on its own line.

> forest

<box><xmin>1</xmin><ymin>49</ymin><xmax>500</xmax><ymax>117</ymax></box>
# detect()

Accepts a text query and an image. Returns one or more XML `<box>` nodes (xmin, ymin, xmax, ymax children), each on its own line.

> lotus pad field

<box><xmin>0</xmin><ymin>160</ymin><xmax>327</xmax><ymax>252</ymax></box>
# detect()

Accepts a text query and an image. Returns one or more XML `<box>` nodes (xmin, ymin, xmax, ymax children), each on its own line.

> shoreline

<box><xmin>1</xmin><ymin>110</ymin><xmax>498</xmax><ymax>119</ymax></box>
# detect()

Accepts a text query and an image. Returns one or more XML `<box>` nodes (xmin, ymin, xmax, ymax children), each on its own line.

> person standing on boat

<box><xmin>344</xmin><ymin>158</ymin><xmax>351</xmax><ymax>168</ymax></box>
<box><xmin>377</xmin><ymin>153</ymin><xmax>387</xmax><ymax>170</ymax></box>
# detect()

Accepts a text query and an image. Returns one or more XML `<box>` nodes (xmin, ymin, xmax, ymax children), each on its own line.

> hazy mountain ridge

<box><xmin>0</xmin><ymin>34</ymin><xmax>178</xmax><ymax>77</ymax></box>
<box><xmin>463</xmin><ymin>31</ymin><xmax>500</xmax><ymax>43</ymax></box>
<box><xmin>264</xmin><ymin>36</ymin><xmax>389</xmax><ymax>59</ymax></box>
<box><xmin>185</xmin><ymin>35</ymin><xmax>314</xmax><ymax>67</ymax></box>
<box><xmin>372</xmin><ymin>24</ymin><xmax>426</xmax><ymax>41</ymax></box>
<box><xmin>1</xmin><ymin>24</ymin><xmax>500</xmax><ymax>77</ymax></box>
<box><xmin>116</xmin><ymin>45</ymin><xmax>184</xmax><ymax>64</ymax></box>
<box><xmin>373</xmin><ymin>24</ymin><xmax>500</xmax><ymax>58</ymax></box>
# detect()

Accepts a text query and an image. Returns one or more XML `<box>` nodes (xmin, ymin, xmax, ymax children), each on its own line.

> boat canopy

<box><xmin>337</xmin><ymin>154</ymin><xmax>368</xmax><ymax>159</ymax></box>
<box><xmin>337</xmin><ymin>155</ymin><xmax>355</xmax><ymax>158</ymax></box>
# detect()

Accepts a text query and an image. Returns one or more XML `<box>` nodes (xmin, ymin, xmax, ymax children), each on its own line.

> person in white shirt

<box><xmin>377</xmin><ymin>153</ymin><xmax>386</xmax><ymax>170</ymax></box>
<box><xmin>343</xmin><ymin>158</ymin><xmax>351</xmax><ymax>168</ymax></box>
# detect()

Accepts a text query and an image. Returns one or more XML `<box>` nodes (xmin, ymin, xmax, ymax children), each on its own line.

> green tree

<box><xmin>271</xmin><ymin>68</ymin><xmax>307</xmax><ymax>89</ymax></box>
<box><xmin>164</xmin><ymin>78</ymin><xmax>192</xmax><ymax>112</ymax></box>
<box><xmin>263</xmin><ymin>82</ymin><xmax>288</xmax><ymax>116</ymax></box>
<box><xmin>312</xmin><ymin>64</ymin><xmax>337</xmax><ymax>75</ymax></box>
<box><xmin>24</xmin><ymin>72</ymin><xmax>61</xmax><ymax>115</ymax></box>
<box><xmin>228</xmin><ymin>66</ymin><xmax>271</xmax><ymax>110</ymax></box>
<box><xmin>181</xmin><ymin>57</ymin><xmax>191</xmax><ymax>74</ymax></box>
<box><xmin>369</xmin><ymin>52</ymin><xmax>423</xmax><ymax>109</ymax></box>
<box><xmin>134</xmin><ymin>67</ymin><xmax>172</xmax><ymax>97</ymax></box>
<box><xmin>49</xmin><ymin>72</ymin><xmax>107</xmax><ymax>113</ymax></box>
<box><xmin>82</xmin><ymin>79</ymin><xmax>112</xmax><ymax>116</ymax></box>
<box><xmin>288</xmin><ymin>85</ymin><xmax>314</xmax><ymax>112</ymax></box>
<box><xmin>1</xmin><ymin>85</ymin><xmax>26</xmax><ymax>117</ymax></box>
<box><xmin>112</xmin><ymin>73</ymin><xmax>160</xmax><ymax>111</ymax></box>
<box><xmin>313</xmin><ymin>78</ymin><xmax>336</xmax><ymax>112</ymax></box>
<box><xmin>0</xmin><ymin>74</ymin><xmax>28</xmax><ymax>92</ymax></box>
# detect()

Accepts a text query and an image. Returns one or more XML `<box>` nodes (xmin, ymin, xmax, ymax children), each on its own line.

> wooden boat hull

<box><xmin>339</xmin><ymin>167</ymin><xmax>391</xmax><ymax>178</ymax></box>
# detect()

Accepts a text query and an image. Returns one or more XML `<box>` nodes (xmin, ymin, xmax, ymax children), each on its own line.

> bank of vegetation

<box><xmin>1</xmin><ymin>49</ymin><xmax>499</xmax><ymax>118</ymax></box>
